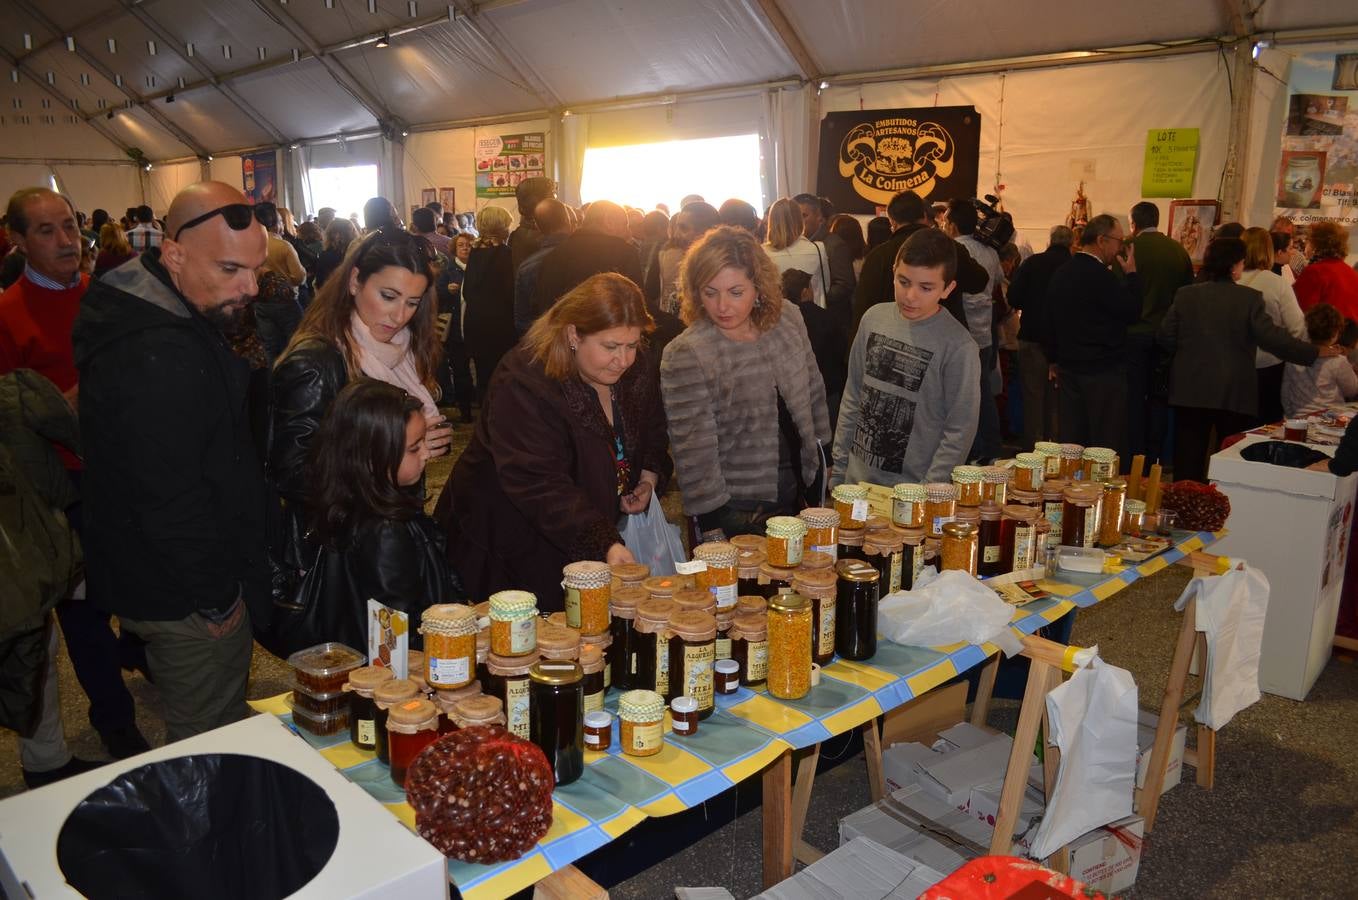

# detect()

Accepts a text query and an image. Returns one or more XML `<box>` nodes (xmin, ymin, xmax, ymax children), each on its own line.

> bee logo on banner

<box><xmin>817</xmin><ymin>107</ymin><xmax>981</xmax><ymax>214</ymax></box>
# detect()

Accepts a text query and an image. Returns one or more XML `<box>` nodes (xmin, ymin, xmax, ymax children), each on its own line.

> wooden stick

<box><xmin>1140</xmin><ymin>595</ymin><xmax>1198</xmax><ymax>833</ymax></box>
<box><xmin>990</xmin><ymin>658</ymin><xmax>1052</xmax><ymax>856</ymax></box>
<box><xmin>1128</xmin><ymin>454</ymin><xmax>1145</xmax><ymax>500</ymax></box>
<box><xmin>762</xmin><ymin>748</ymin><xmax>793</xmax><ymax>887</ymax></box>
<box><xmin>970</xmin><ymin>653</ymin><xmax>1000</xmax><ymax>727</ymax></box>
<box><xmin>1146</xmin><ymin>464</ymin><xmax>1163</xmax><ymax>513</ymax></box>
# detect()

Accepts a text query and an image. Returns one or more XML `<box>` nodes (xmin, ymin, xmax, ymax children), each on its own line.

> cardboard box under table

<box><xmin>0</xmin><ymin>714</ymin><xmax>448</xmax><ymax>900</ymax></box>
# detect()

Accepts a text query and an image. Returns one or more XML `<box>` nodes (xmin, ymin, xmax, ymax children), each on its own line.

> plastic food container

<box><xmin>289</xmin><ymin>684</ymin><xmax>347</xmax><ymax>716</ymax></box>
<box><xmin>288</xmin><ymin>642</ymin><xmax>365</xmax><ymax>695</ymax></box>
<box><xmin>1055</xmin><ymin>545</ymin><xmax>1106</xmax><ymax>574</ymax></box>
<box><xmin>287</xmin><ymin>695</ymin><xmax>351</xmax><ymax>736</ymax></box>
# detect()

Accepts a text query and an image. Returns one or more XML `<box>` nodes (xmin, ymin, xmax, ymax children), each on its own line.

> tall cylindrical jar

<box><xmin>834</xmin><ymin>559</ymin><xmax>880</xmax><ymax>661</ymax></box>
<box><xmin>729</xmin><ymin>611</ymin><xmax>769</xmax><ymax>688</ymax></box>
<box><xmin>977</xmin><ymin>501</ymin><xmax>1003</xmax><ymax>577</ymax></box>
<box><xmin>940</xmin><ymin>522</ymin><xmax>979</xmax><ymax>575</ymax></box>
<box><xmin>344</xmin><ymin>666</ymin><xmax>395</xmax><ymax>751</ymax></box>
<box><xmin>863</xmin><ymin>528</ymin><xmax>904</xmax><ymax>594</ymax></box>
<box><xmin>767</xmin><ymin>593</ymin><xmax>813</xmax><ymax>700</ymax></box>
<box><xmin>1041</xmin><ymin>479</ymin><xmax>1068</xmax><ymax>549</ymax></box>
<box><xmin>372</xmin><ymin>678</ymin><xmax>420</xmax><ymax>764</ymax></box>
<box><xmin>791</xmin><ymin>569</ymin><xmax>837</xmax><ymax>666</ymax></box>
<box><xmin>899</xmin><ymin>527</ymin><xmax>926</xmax><ymax>591</ymax></box>
<box><xmin>483</xmin><ymin>651</ymin><xmax>539</xmax><ymax>739</ymax></box>
<box><xmin>609</xmin><ymin>586</ymin><xmax>646</xmax><ymax>691</ymax></box>
<box><xmin>633</xmin><ymin>598</ymin><xmax>674</xmax><ymax>697</ymax></box>
<box><xmin>528</xmin><ymin>660</ymin><xmax>584</xmax><ymax>786</ymax></box>
<box><xmin>1098</xmin><ymin>480</ymin><xmax>1127</xmax><ymax>547</ymax></box>
<box><xmin>737</xmin><ymin>549</ymin><xmax>766</xmax><ymax>597</ymax></box>
<box><xmin>562</xmin><ymin>561</ymin><xmax>612</xmax><ymax>636</ymax></box>
<box><xmin>489</xmin><ymin>590</ymin><xmax>538</xmax><ymax>657</ymax></box>
<box><xmin>757</xmin><ymin>560</ymin><xmax>797</xmax><ymax>598</ymax></box>
<box><xmin>1061</xmin><ymin>485</ymin><xmax>1101</xmax><ymax>548</ymax></box>
<box><xmin>1000</xmin><ymin>504</ymin><xmax>1040</xmax><ymax>573</ymax></box>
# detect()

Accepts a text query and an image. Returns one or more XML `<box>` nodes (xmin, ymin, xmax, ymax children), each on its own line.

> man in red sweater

<box><xmin>0</xmin><ymin>187</ymin><xmax>148</xmax><ymax>772</ymax></box>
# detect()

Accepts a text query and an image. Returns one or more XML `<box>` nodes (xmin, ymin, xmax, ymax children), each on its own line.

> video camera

<box><xmin>971</xmin><ymin>194</ymin><xmax>1015</xmax><ymax>252</ymax></box>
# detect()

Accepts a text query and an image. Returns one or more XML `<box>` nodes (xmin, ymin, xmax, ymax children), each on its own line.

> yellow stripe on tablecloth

<box><xmin>725</xmin><ymin>694</ymin><xmax>814</xmax><ymax>733</ymax></box>
<box><xmin>821</xmin><ymin>696</ymin><xmax>883</xmax><ymax>735</ymax></box>
<box><xmin>320</xmin><ymin>741</ymin><xmax>376</xmax><ymax>769</ymax></box>
<box><xmin>640</xmin><ymin>793</ymin><xmax>688</xmax><ymax>816</ymax></box>
<box><xmin>383</xmin><ymin>801</ymin><xmax>417</xmax><ymax>830</ymax></box>
<box><xmin>463</xmin><ymin>855</ymin><xmax>553</xmax><ymax>900</ymax></box>
<box><xmin>906</xmin><ymin>659</ymin><xmax>957</xmax><ymax>697</ymax></box>
<box><xmin>719</xmin><ymin>741</ymin><xmax>791</xmax><ymax>785</ymax></box>
<box><xmin>1091</xmin><ymin>578</ymin><xmax>1125</xmax><ymax>601</ymax></box>
<box><xmin>541</xmin><ymin>801</ymin><xmax>590</xmax><ymax>844</ymax></box>
<box><xmin>601</xmin><ymin>805</ymin><xmax>649</xmax><ymax>838</ymax></box>
<box><xmin>1037</xmin><ymin>580</ymin><xmax>1080</xmax><ymax>597</ymax></box>
<box><xmin>620</xmin><ymin>740</ymin><xmax>711</xmax><ymax>786</ymax></box>
<box><xmin>1137</xmin><ymin>555</ymin><xmax>1169</xmax><ymax>576</ymax></box>
<box><xmin>249</xmin><ymin>693</ymin><xmax>292</xmax><ymax>715</ymax></box>
<box><xmin>823</xmin><ymin>659</ymin><xmax>898</xmax><ymax>691</ymax></box>
<box><xmin>1179</xmin><ymin>534</ymin><xmax>1206</xmax><ymax>553</ymax></box>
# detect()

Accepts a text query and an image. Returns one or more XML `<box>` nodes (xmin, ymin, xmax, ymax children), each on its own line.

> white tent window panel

<box><xmin>308</xmin><ymin>164</ymin><xmax>380</xmax><ymax>223</ymax></box>
<box><xmin>580</xmin><ymin>134</ymin><xmax>765</xmax><ymax>215</ymax></box>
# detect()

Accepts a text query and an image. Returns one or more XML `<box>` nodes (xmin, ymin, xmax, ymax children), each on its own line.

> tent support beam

<box><xmin>113</xmin><ymin>0</ymin><xmax>289</xmax><ymax>145</ymax></box>
<box><xmin>0</xmin><ymin>46</ymin><xmax>137</xmax><ymax>160</ymax></box>
<box><xmin>750</xmin><ymin>0</ymin><xmax>820</xmax><ymax>82</ymax></box>
<box><xmin>247</xmin><ymin>0</ymin><xmax>397</xmax><ymax>131</ymax></box>
<box><xmin>1218</xmin><ymin>0</ymin><xmax>1258</xmax><ymax>221</ymax></box>
<box><xmin>10</xmin><ymin>0</ymin><xmax>211</xmax><ymax>159</ymax></box>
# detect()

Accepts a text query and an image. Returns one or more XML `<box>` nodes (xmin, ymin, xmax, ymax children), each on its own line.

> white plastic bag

<box><xmin>1173</xmin><ymin>563</ymin><xmax>1269</xmax><ymax>730</ymax></box>
<box><xmin>618</xmin><ymin>493</ymin><xmax>686</xmax><ymax>575</ymax></box>
<box><xmin>1029</xmin><ymin>657</ymin><xmax>1139</xmax><ymax>859</ymax></box>
<box><xmin>878</xmin><ymin>567</ymin><xmax>1023</xmax><ymax>656</ymax></box>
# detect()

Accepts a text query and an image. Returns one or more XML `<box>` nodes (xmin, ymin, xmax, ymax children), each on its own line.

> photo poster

<box><xmin>475</xmin><ymin>132</ymin><xmax>547</xmax><ymax>199</ymax></box>
<box><xmin>815</xmin><ymin>106</ymin><xmax>982</xmax><ymax>215</ymax></box>
<box><xmin>1275</xmin><ymin>50</ymin><xmax>1358</xmax><ymax>228</ymax></box>
<box><xmin>1167</xmin><ymin>199</ymin><xmax>1221</xmax><ymax>266</ymax></box>
<box><xmin>438</xmin><ymin>187</ymin><xmax>456</xmax><ymax>213</ymax></box>
<box><xmin>241</xmin><ymin>149</ymin><xmax>277</xmax><ymax>205</ymax></box>
<box><xmin>367</xmin><ymin>599</ymin><xmax>409</xmax><ymax>680</ymax></box>
<box><xmin>420</xmin><ymin>187</ymin><xmax>437</xmax><ymax>208</ymax></box>
<box><xmin>1141</xmin><ymin>128</ymin><xmax>1200</xmax><ymax>198</ymax></box>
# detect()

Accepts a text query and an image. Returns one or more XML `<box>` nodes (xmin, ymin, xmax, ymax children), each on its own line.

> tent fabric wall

<box><xmin>144</xmin><ymin>161</ymin><xmax>204</xmax><ymax>217</ymax></box>
<box><xmin>209</xmin><ymin>156</ymin><xmax>246</xmax><ymax>192</ymax></box>
<box><xmin>818</xmin><ymin>51</ymin><xmax>1234</xmax><ymax>250</ymax></box>
<box><xmin>0</xmin><ymin>163</ymin><xmax>142</xmax><ymax>220</ymax></box>
<box><xmin>401</xmin><ymin>118</ymin><xmax>554</xmax><ymax>220</ymax></box>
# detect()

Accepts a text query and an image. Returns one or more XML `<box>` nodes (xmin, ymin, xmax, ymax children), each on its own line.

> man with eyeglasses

<box><xmin>73</xmin><ymin>181</ymin><xmax>270</xmax><ymax>744</ymax></box>
<box><xmin>1044</xmin><ymin>213</ymin><xmax>1142</xmax><ymax>454</ymax></box>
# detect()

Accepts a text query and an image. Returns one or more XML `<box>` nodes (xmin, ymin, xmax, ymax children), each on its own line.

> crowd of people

<box><xmin>3</xmin><ymin>171</ymin><xmax>1358</xmax><ymax>790</ymax></box>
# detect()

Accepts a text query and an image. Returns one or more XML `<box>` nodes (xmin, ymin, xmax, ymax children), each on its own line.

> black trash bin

<box><xmin>1239</xmin><ymin>439</ymin><xmax>1328</xmax><ymax>469</ymax></box>
<box><xmin>57</xmin><ymin>754</ymin><xmax>339</xmax><ymax>900</ymax></box>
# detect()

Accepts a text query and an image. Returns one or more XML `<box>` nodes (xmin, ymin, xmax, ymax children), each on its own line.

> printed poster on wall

<box><xmin>475</xmin><ymin>132</ymin><xmax>546</xmax><ymax>199</ymax></box>
<box><xmin>241</xmin><ymin>149</ymin><xmax>277</xmax><ymax>204</ymax></box>
<box><xmin>815</xmin><ymin>106</ymin><xmax>981</xmax><ymax>215</ymax></box>
<box><xmin>1141</xmin><ymin>128</ymin><xmax>1200</xmax><ymax>197</ymax></box>
<box><xmin>1275</xmin><ymin>50</ymin><xmax>1358</xmax><ymax>227</ymax></box>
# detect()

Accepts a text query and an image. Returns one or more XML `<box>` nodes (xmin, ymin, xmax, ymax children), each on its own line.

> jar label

<box><xmin>357</xmin><ymin>718</ymin><xmax>375</xmax><ymax>745</ymax></box>
<box><xmin>784</xmin><ymin>536</ymin><xmax>804</xmax><ymax>566</ymax></box>
<box><xmin>1044</xmin><ymin>456</ymin><xmax>1062</xmax><ymax>476</ymax></box>
<box><xmin>584</xmin><ymin>690</ymin><xmax>604</xmax><ymax>713</ymax></box>
<box><xmin>713</xmin><ymin>583</ymin><xmax>738</xmax><ymax>611</ymax></box>
<box><xmin>1092</xmin><ymin>461</ymin><xmax>1113</xmax><ymax>482</ymax></box>
<box><xmin>818</xmin><ymin>603</ymin><xmax>836</xmax><ymax>656</ymax></box>
<box><xmin>1082</xmin><ymin>503</ymin><xmax>1100</xmax><ymax>548</ymax></box>
<box><xmin>1014</xmin><ymin>525</ymin><xmax>1036</xmax><ymax>570</ymax></box>
<box><xmin>675</xmin><ymin>559</ymin><xmax>708</xmax><ymax>576</ymax></box>
<box><xmin>912</xmin><ymin>548</ymin><xmax>925</xmax><ymax>586</ymax></box>
<box><xmin>672</xmin><ymin>717</ymin><xmax>694</xmax><ymax>735</ymax></box>
<box><xmin>747</xmin><ymin>641</ymin><xmax>769</xmax><ymax>681</ymax></box>
<box><xmin>889</xmin><ymin>550</ymin><xmax>902</xmax><ymax>594</ymax></box>
<box><xmin>810</xmin><ymin>542</ymin><xmax>838</xmax><ymax>560</ymax></box>
<box><xmin>509</xmin><ymin>617</ymin><xmax>536</xmax><ymax>654</ymax></box>
<box><xmin>564</xmin><ymin>587</ymin><xmax>581</xmax><ymax>629</ymax></box>
<box><xmin>851</xmin><ymin>498</ymin><xmax>870</xmax><ymax>522</ymax></box>
<box><xmin>983</xmin><ymin>544</ymin><xmax>1001</xmax><ymax>563</ymax></box>
<box><xmin>891</xmin><ymin>498</ymin><xmax>915</xmax><ymax>527</ymax></box>
<box><xmin>429</xmin><ymin>655</ymin><xmax>471</xmax><ymax>686</ymax></box>
<box><xmin>717</xmin><ymin>636</ymin><xmax>732</xmax><ymax>660</ymax></box>
<box><xmin>506</xmin><ymin>678</ymin><xmax>531</xmax><ymax>738</ymax></box>
<box><xmin>632</xmin><ymin>721</ymin><xmax>663</xmax><ymax>751</ymax></box>
<box><xmin>684</xmin><ymin>642</ymin><xmax>716</xmax><ymax>710</ymax></box>
<box><xmin>603</xmin><ymin>661</ymin><xmax>612</xmax><ymax>690</ymax></box>
<box><xmin>655</xmin><ymin>640</ymin><xmax>669</xmax><ymax>695</ymax></box>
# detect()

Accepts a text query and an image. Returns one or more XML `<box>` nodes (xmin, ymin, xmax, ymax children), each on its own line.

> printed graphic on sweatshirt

<box><xmin>854</xmin><ymin>332</ymin><xmax>934</xmax><ymax>472</ymax></box>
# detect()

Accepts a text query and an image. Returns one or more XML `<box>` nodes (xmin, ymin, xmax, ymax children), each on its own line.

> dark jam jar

<box><xmin>791</xmin><ymin>569</ymin><xmax>837</xmax><ymax>667</ymax></box>
<box><xmin>898</xmin><ymin>527</ymin><xmax>925</xmax><ymax>591</ymax></box>
<box><xmin>977</xmin><ymin>501</ymin><xmax>1004</xmax><ymax>578</ymax></box>
<box><xmin>834</xmin><ymin>559</ymin><xmax>881</xmax><ymax>660</ymax></box>
<box><xmin>609</xmin><ymin>586</ymin><xmax>646</xmax><ymax>691</ymax></box>
<box><xmin>729</xmin><ymin>612</ymin><xmax>768</xmax><ymax>687</ymax></box>
<box><xmin>736</xmin><ymin>549</ymin><xmax>766</xmax><ymax>599</ymax></box>
<box><xmin>1000</xmin><ymin>504</ymin><xmax>1040</xmax><ymax>573</ymax></box>
<box><xmin>837</xmin><ymin>527</ymin><xmax>867</xmax><ymax>563</ymax></box>
<box><xmin>483</xmin><ymin>652</ymin><xmax>538</xmax><ymax>740</ymax></box>
<box><xmin>528</xmin><ymin>660</ymin><xmax>584</xmax><ymax>786</ymax></box>
<box><xmin>863</xmin><ymin>530</ymin><xmax>904</xmax><ymax>594</ymax></box>
<box><xmin>757</xmin><ymin>561</ymin><xmax>796</xmax><ymax>598</ymax></box>
<box><xmin>634</xmin><ymin>598</ymin><xmax>675</xmax><ymax>697</ymax></box>
<box><xmin>665</xmin><ymin>610</ymin><xmax>717</xmax><ymax>720</ymax></box>
<box><xmin>344</xmin><ymin>666</ymin><xmax>394</xmax><ymax>751</ymax></box>
<box><xmin>579</xmin><ymin>644</ymin><xmax>607</xmax><ymax>713</ymax></box>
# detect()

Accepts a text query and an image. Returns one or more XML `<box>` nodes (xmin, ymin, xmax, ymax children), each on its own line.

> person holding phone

<box><xmin>1044</xmin><ymin>214</ymin><xmax>1142</xmax><ymax>456</ymax></box>
<box><xmin>267</xmin><ymin>227</ymin><xmax>453</xmax><ymax>609</ymax></box>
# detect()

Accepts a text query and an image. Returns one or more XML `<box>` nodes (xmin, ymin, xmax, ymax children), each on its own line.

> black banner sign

<box><xmin>815</xmin><ymin>106</ymin><xmax>981</xmax><ymax>214</ymax></box>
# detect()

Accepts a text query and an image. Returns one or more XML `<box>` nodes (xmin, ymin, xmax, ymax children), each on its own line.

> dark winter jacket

<box><xmin>71</xmin><ymin>251</ymin><xmax>269</xmax><ymax>624</ymax></box>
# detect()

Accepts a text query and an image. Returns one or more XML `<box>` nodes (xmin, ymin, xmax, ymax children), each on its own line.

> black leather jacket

<box><xmin>266</xmin><ymin>338</ymin><xmax>348</xmax><ymax>576</ymax></box>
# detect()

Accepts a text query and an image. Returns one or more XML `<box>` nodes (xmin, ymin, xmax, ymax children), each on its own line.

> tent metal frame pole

<box><xmin>0</xmin><ymin>156</ymin><xmax>136</xmax><ymax>167</ymax></box>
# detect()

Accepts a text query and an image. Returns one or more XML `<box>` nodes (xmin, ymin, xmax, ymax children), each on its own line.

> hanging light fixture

<box><xmin>375</xmin><ymin>31</ymin><xmax>391</xmax><ymax>48</ymax></box>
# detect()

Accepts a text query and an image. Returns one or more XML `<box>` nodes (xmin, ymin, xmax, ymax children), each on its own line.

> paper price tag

<box><xmin>675</xmin><ymin>559</ymin><xmax>708</xmax><ymax>576</ymax></box>
<box><xmin>851</xmin><ymin>498</ymin><xmax>870</xmax><ymax>522</ymax></box>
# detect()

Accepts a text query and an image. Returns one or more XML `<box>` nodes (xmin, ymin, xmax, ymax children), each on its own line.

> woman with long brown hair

<box><xmin>266</xmin><ymin>227</ymin><xmax>452</xmax><ymax>601</ymax></box>
<box><xmin>436</xmin><ymin>272</ymin><xmax>671</xmax><ymax>611</ymax></box>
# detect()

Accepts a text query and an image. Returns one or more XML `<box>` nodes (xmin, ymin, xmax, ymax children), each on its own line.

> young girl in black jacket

<box><xmin>304</xmin><ymin>379</ymin><xmax>462</xmax><ymax>649</ymax></box>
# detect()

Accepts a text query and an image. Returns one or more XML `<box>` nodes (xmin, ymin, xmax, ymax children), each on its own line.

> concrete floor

<box><xmin>5</xmin><ymin>419</ymin><xmax>1358</xmax><ymax>896</ymax></box>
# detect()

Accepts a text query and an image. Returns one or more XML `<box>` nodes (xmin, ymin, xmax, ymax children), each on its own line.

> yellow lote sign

<box><xmin>1141</xmin><ymin>128</ymin><xmax>1200</xmax><ymax>198</ymax></box>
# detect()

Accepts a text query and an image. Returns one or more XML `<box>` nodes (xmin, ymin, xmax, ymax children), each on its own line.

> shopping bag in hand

<box><xmin>620</xmin><ymin>493</ymin><xmax>686</xmax><ymax>575</ymax></box>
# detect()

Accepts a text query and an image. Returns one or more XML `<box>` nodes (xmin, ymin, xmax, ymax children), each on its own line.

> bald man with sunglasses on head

<box><xmin>73</xmin><ymin>181</ymin><xmax>270</xmax><ymax>743</ymax></box>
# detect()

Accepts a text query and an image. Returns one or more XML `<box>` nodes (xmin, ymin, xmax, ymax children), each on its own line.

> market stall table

<box><xmin>253</xmin><ymin>528</ymin><xmax>1222</xmax><ymax>899</ymax></box>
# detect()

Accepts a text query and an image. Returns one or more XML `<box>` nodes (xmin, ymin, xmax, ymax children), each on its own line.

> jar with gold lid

<box><xmin>790</xmin><ymin>568</ymin><xmax>837</xmax><ymax>666</ymax></box>
<box><xmin>834</xmin><ymin>559</ymin><xmax>881</xmax><ymax>661</ymax></box>
<box><xmin>528</xmin><ymin>659</ymin><xmax>584</xmax><ymax>786</ymax></box>
<box><xmin>940</xmin><ymin>522</ymin><xmax>979</xmax><ymax>575</ymax></box>
<box><xmin>799</xmin><ymin>507</ymin><xmax>840</xmax><ymax>560</ymax></box>
<box><xmin>892</xmin><ymin>483</ymin><xmax>927</xmax><ymax>530</ymax></box>
<box><xmin>562</xmin><ymin>561</ymin><xmax>612</xmax><ymax>636</ymax></box>
<box><xmin>489</xmin><ymin>590</ymin><xmax>538</xmax><ymax>657</ymax></box>
<box><xmin>924</xmin><ymin>483</ymin><xmax>959</xmax><ymax>538</ymax></box>
<box><xmin>692</xmin><ymin>541</ymin><xmax>740</xmax><ymax>613</ymax></box>
<box><xmin>765</xmin><ymin>516</ymin><xmax>808</xmax><ymax>568</ymax></box>
<box><xmin>767</xmin><ymin>593</ymin><xmax>813</xmax><ymax>700</ymax></box>
<box><xmin>951</xmin><ymin>466</ymin><xmax>985</xmax><ymax>507</ymax></box>
<box><xmin>831</xmin><ymin>483</ymin><xmax>870</xmax><ymax>530</ymax></box>
<box><xmin>420</xmin><ymin>604</ymin><xmax>479</xmax><ymax>691</ymax></box>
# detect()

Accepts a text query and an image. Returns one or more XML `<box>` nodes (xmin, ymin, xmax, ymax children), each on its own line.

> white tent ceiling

<box><xmin>1</xmin><ymin>0</ymin><xmax>1355</xmax><ymax>164</ymax></box>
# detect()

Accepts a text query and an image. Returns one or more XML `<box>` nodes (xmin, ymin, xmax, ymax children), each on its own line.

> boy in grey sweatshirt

<box><xmin>832</xmin><ymin>228</ymin><xmax>981</xmax><ymax>487</ymax></box>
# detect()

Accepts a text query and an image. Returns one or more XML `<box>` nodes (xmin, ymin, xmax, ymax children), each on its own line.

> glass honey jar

<box><xmin>940</xmin><ymin>522</ymin><xmax>979</xmax><ymax>575</ymax></box>
<box><xmin>892</xmin><ymin>483</ymin><xmax>927</xmax><ymax>530</ymax></box>
<box><xmin>665</xmin><ymin>610</ymin><xmax>717</xmax><ymax>719</ymax></box>
<box><xmin>1058</xmin><ymin>443</ymin><xmax>1084</xmax><ymax>479</ymax></box>
<box><xmin>562</xmin><ymin>561</ymin><xmax>612</xmax><ymax>636</ymax></box>
<box><xmin>1013</xmin><ymin>453</ymin><xmax>1046</xmax><ymax>492</ymax></box>
<box><xmin>924</xmin><ymin>483</ymin><xmax>959</xmax><ymax>538</ymax></box>
<box><xmin>951</xmin><ymin>466</ymin><xmax>985</xmax><ymax>507</ymax></box>
<box><xmin>831</xmin><ymin>483</ymin><xmax>870</xmax><ymax>530</ymax></box>
<box><xmin>634</xmin><ymin>598</ymin><xmax>674</xmax><ymax>696</ymax></box>
<box><xmin>1098</xmin><ymin>480</ymin><xmax>1127</xmax><ymax>548</ymax></box>
<box><xmin>420</xmin><ymin>604</ymin><xmax>479</xmax><ymax>691</ymax></box>
<box><xmin>1034</xmin><ymin>441</ymin><xmax>1063</xmax><ymax>477</ymax></box>
<box><xmin>981</xmin><ymin>466</ymin><xmax>1010</xmax><ymax>505</ymax></box>
<box><xmin>767</xmin><ymin>593</ymin><xmax>813</xmax><ymax>700</ymax></box>
<box><xmin>692</xmin><ymin>541</ymin><xmax>739</xmax><ymax>613</ymax></box>
<box><xmin>1061</xmin><ymin>484</ymin><xmax>1101</xmax><ymax>548</ymax></box>
<box><xmin>790</xmin><ymin>568</ymin><xmax>837</xmax><ymax>666</ymax></box>
<box><xmin>799</xmin><ymin>507</ymin><xmax>841</xmax><ymax>560</ymax></box>
<box><xmin>729</xmin><ymin>611</ymin><xmax>768</xmax><ymax>688</ymax></box>
<box><xmin>765</xmin><ymin>516</ymin><xmax>808</xmax><ymax>568</ymax></box>
<box><xmin>617</xmin><ymin>690</ymin><xmax>665</xmax><ymax>758</ymax></box>
<box><xmin>488</xmin><ymin>590</ymin><xmax>538</xmax><ymax>657</ymax></box>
